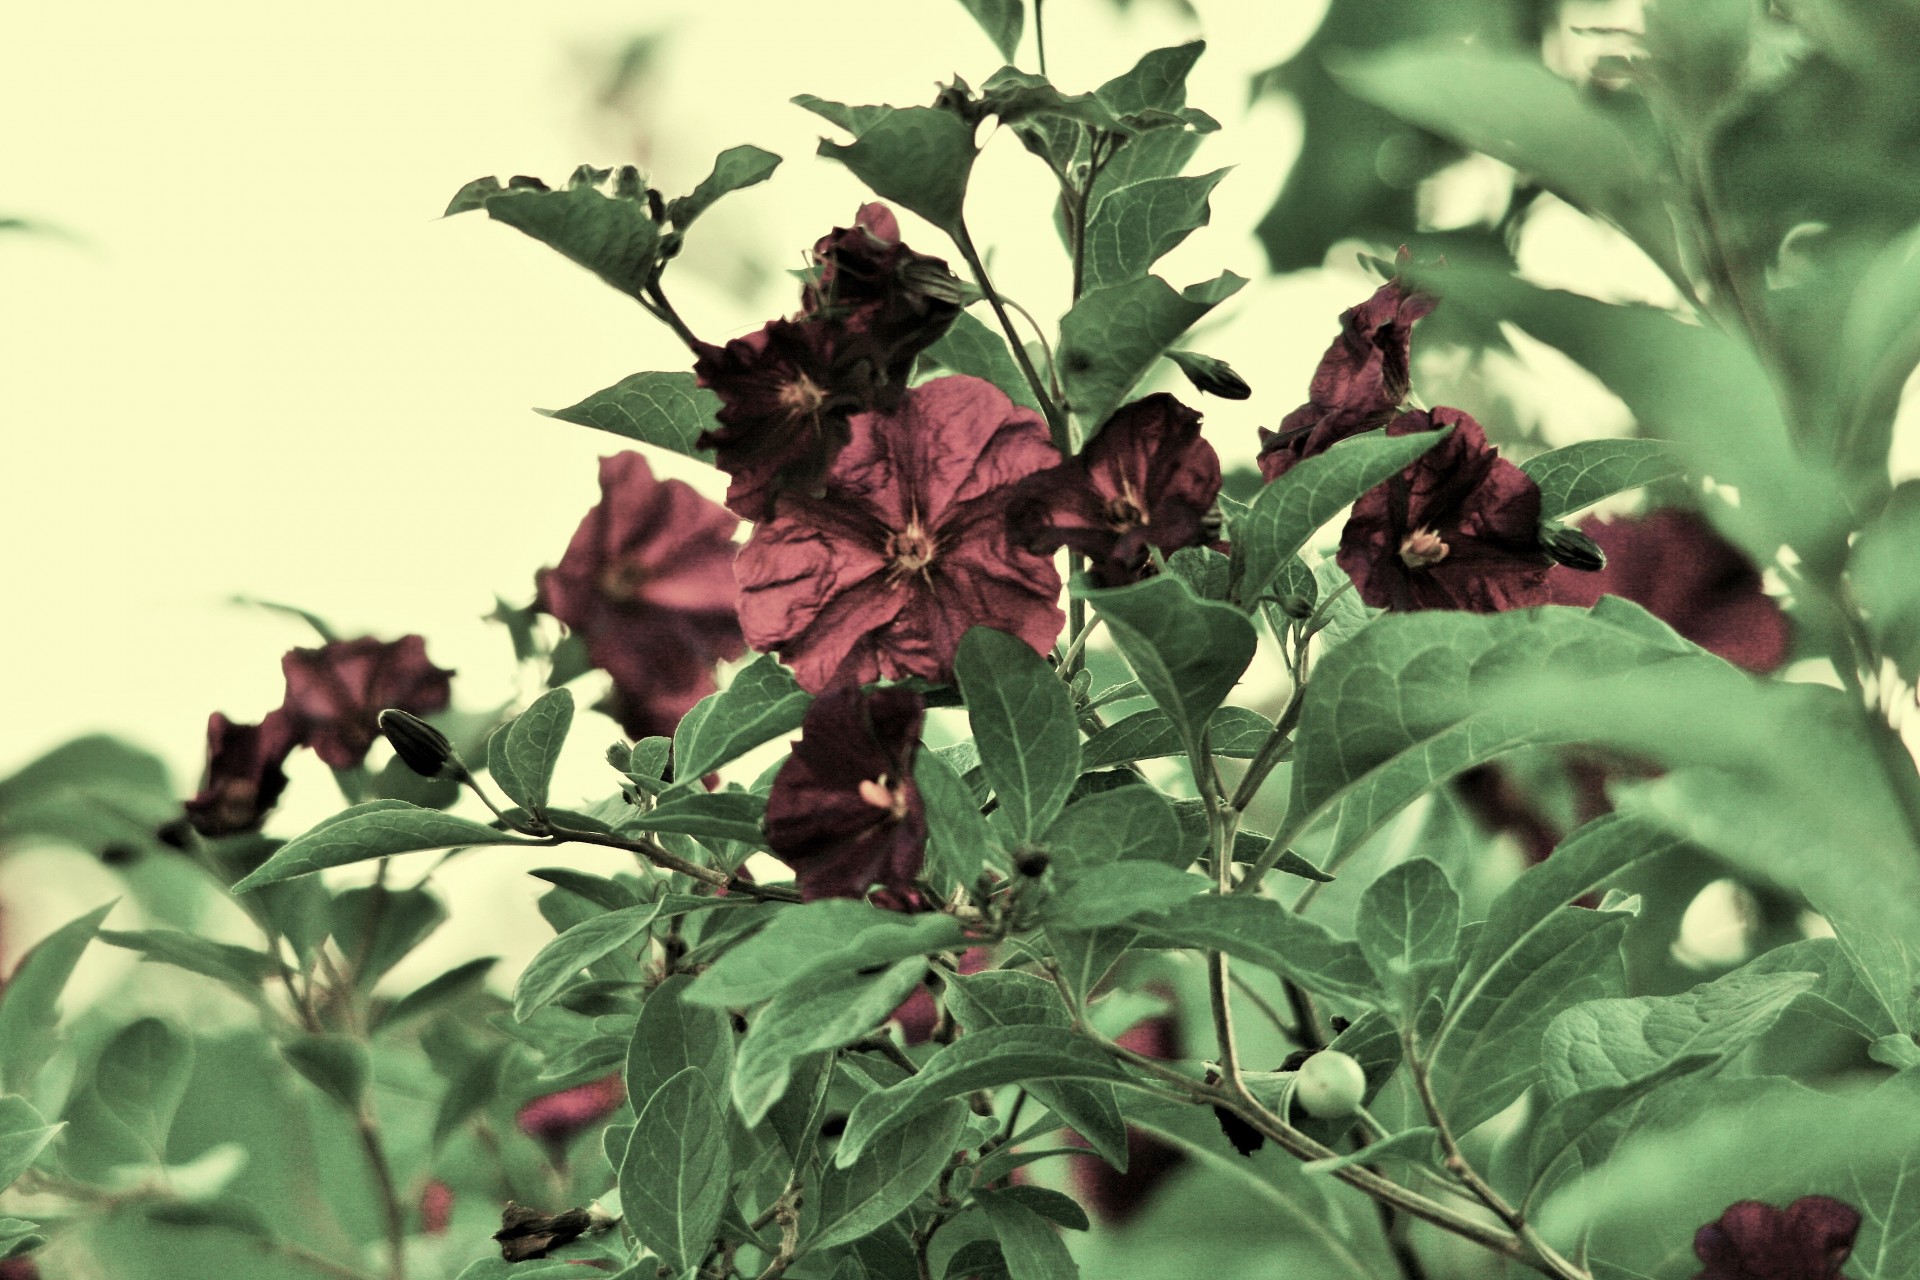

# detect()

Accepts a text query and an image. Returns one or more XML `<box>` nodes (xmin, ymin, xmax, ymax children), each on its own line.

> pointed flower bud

<box><xmin>1166</xmin><ymin>349</ymin><xmax>1252</xmax><ymax>400</ymax></box>
<box><xmin>378</xmin><ymin>709</ymin><xmax>455</xmax><ymax>779</ymax></box>
<box><xmin>1541</xmin><ymin>523</ymin><xmax>1607</xmax><ymax>572</ymax></box>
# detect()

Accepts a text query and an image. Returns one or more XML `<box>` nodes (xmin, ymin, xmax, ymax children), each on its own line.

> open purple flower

<box><xmin>1008</xmin><ymin>393</ymin><xmax>1222</xmax><ymax>587</ymax></box>
<box><xmin>764</xmin><ymin>687</ymin><xmax>928</xmax><ymax>904</ymax></box>
<box><xmin>1336</xmin><ymin>408</ymin><xmax>1551</xmax><ymax>613</ymax></box>
<box><xmin>183</xmin><ymin>710</ymin><xmax>298</xmax><ymax>837</ymax></box>
<box><xmin>1694</xmin><ymin>1196</ymin><xmax>1862</xmax><ymax>1280</ymax></box>
<box><xmin>535</xmin><ymin>452</ymin><xmax>745</xmax><ymax>740</ymax></box>
<box><xmin>280</xmin><ymin>635</ymin><xmax>453</xmax><ymax>770</ymax></box>
<box><xmin>515</xmin><ymin>1073</ymin><xmax>626</xmax><ymax>1150</ymax></box>
<box><xmin>1258</xmin><ymin>269</ymin><xmax>1437</xmax><ymax>481</ymax></box>
<box><xmin>1547</xmin><ymin>508</ymin><xmax>1791</xmax><ymax>673</ymax></box>
<box><xmin>805</xmin><ymin>202</ymin><xmax>962</xmax><ymax>387</ymax></box>
<box><xmin>735</xmin><ymin>376</ymin><xmax>1065</xmax><ymax>693</ymax></box>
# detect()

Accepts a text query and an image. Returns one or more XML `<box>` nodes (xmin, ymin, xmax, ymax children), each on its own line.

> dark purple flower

<box><xmin>515</xmin><ymin>1073</ymin><xmax>626</xmax><ymax>1148</ymax></box>
<box><xmin>1258</xmin><ymin>268</ymin><xmax>1437</xmax><ymax>481</ymax></box>
<box><xmin>1547</xmin><ymin>508</ymin><xmax>1791</xmax><ymax>673</ymax></box>
<box><xmin>1336</xmin><ymin>408</ymin><xmax>1551</xmax><ymax>613</ymax></box>
<box><xmin>805</xmin><ymin>202</ymin><xmax>962</xmax><ymax>386</ymax></box>
<box><xmin>735</xmin><ymin>376</ymin><xmax>1065</xmax><ymax>693</ymax></box>
<box><xmin>280</xmin><ymin>635</ymin><xmax>454</xmax><ymax>770</ymax></box>
<box><xmin>534</xmin><ymin>452</ymin><xmax>746</xmax><ymax>740</ymax></box>
<box><xmin>1068</xmin><ymin>1007</ymin><xmax>1186</xmax><ymax>1225</ymax></box>
<box><xmin>419</xmin><ymin>1179</ymin><xmax>455</xmax><ymax>1236</ymax></box>
<box><xmin>1694</xmin><ymin>1196</ymin><xmax>1862</xmax><ymax>1280</ymax></box>
<box><xmin>764</xmin><ymin>687</ymin><xmax>928</xmax><ymax>904</ymax></box>
<box><xmin>0</xmin><ymin>1257</ymin><xmax>38</xmax><ymax>1280</ymax></box>
<box><xmin>1008</xmin><ymin>393</ymin><xmax>1222</xmax><ymax>587</ymax></box>
<box><xmin>183</xmin><ymin>710</ymin><xmax>299</xmax><ymax>837</ymax></box>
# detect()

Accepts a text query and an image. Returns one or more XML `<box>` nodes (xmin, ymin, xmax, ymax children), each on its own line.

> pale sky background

<box><xmin>0</xmin><ymin>0</ymin><xmax>1737</xmax><ymax>974</ymax></box>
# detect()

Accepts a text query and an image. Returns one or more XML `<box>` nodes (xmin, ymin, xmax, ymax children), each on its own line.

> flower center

<box><xmin>885</xmin><ymin>519</ymin><xmax>938</xmax><ymax>580</ymax></box>
<box><xmin>857</xmin><ymin>774</ymin><xmax>910</xmax><ymax>820</ymax></box>
<box><xmin>1399</xmin><ymin>526</ymin><xmax>1450</xmax><ymax>570</ymax></box>
<box><xmin>598</xmin><ymin>559</ymin><xmax>651</xmax><ymax>601</ymax></box>
<box><xmin>1104</xmin><ymin>485</ymin><xmax>1151</xmax><ymax>533</ymax></box>
<box><xmin>776</xmin><ymin>373</ymin><xmax>827</xmax><ymax>416</ymax></box>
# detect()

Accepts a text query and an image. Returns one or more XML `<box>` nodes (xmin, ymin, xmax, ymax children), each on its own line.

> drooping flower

<box><xmin>805</xmin><ymin>202</ymin><xmax>963</xmax><ymax>387</ymax></box>
<box><xmin>515</xmin><ymin>1073</ymin><xmax>626</xmax><ymax>1149</ymax></box>
<box><xmin>735</xmin><ymin>376</ymin><xmax>1065</xmax><ymax>692</ymax></box>
<box><xmin>1008</xmin><ymin>393</ymin><xmax>1222</xmax><ymax>587</ymax></box>
<box><xmin>1336</xmin><ymin>408</ymin><xmax>1551</xmax><ymax>613</ymax></box>
<box><xmin>535</xmin><ymin>452</ymin><xmax>745</xmax><ymax>740</ymax></box>
<box><xmin>892</xmin><ymin>946</ymin><xmax>991</xmax><ymax>1045</ymax></box>
<box><xmin>1547</xmin><ymin>507</ymin><xmax>1791</xmax><ymax>673</ymax></box>
<box><xmin>1257</xmin><ymin>269</ymin><xmax>1437</xmax><ymax>481</ymax></box>
<box><xmin>183</xmin><ymin>710</ymin><xmax>299</xmax><ymax>837</ymax></box>
<box><xmin>1693</xmin><ymin>1196</ymin><xmax>1862</xmax><ymax>1280</ymax></box>
<box><xmin>1069</xmin><ymin>1005</ymin><xmax>1187</xmax><ymax>1225</ymax></box>
<box><xmin>418</xmin><ymin>1180</ymin><xmax>455</xmax><ymax>1236</ymax></box>
<box><xmin>280</xmin><ymin>635</ymin><xmax>454</xmax><ymax>770</ymax></box>
<box><xmin>764</xmin><ymin>687</ymin><xmax>928</xmax><ymax>905</ymax></box>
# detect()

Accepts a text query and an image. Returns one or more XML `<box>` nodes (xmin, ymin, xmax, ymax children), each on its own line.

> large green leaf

<box><xmin>538</xmin><ymin>371</ymin><xmax>720</xmax><ymax>462</ymax></box>
<box><xmin>1138</xmin><ymin>895</ymin><xmax>1381</xmax><ymax>1011</ymax></box>
<box><xmin>513</xmin><ymin>902</ymin><xmax>663</xmax><ymax>1022</ymax></box>
<box><xmin>93</xmin><ymin>1019</ymin><xmax>193</xmax><ymax>1160</ymax></box>
<box><xmin>955</xmin><ymin>627</ymin><xmax>1081</xmax><ymax>843</ymax></box>
<box><xmin>1079</xmin><ymin>574</ymin><xmax>1258</xmax><ymax>764</ymax></box>
<box><xmin>232</xmin><ymin>801</ymin><xmax>528</xmax><ymax>891</ymax></box>
<box><xmin>1229</xmin><ymin>427</ymin><xmax>1452</xmax><ymax>608</ymax></box>
<box><xmin>666</xmin><ymin>144</ymin><xmax>782</xmax><ymax>228</ymax></box>
<box><xmin>0</xmin><ymin>1097</ymin><xmax>61</xmax><ymax>1192</ymax></box>
<box><xmin>1058</xmin><ymin>272</ymin><xmax>1245</xmax><ymax>436</ymax></box>
<box><xmin>683</xmin><ymin>900</ymin><xmax>912</xmax><ymax>1006</ymax></box>
<box><xmin>619</xmin><ymin>789</ymin><xmax>766</xmax><ymax>845</ymax></box>
<box><xmin>1096</xmin><ymin>42</ymin><xmax>1207</xmax><ymax>120</ymax></box>
<box><xmin>798</xmin><ymin>101</ymin><xmax>977</xmax><ymax>233</ymax></box>
<box><xmin>447</xmin><ymin>173</ymin><xmax>662</xmax><ymax>300</ymax></box>
<box><xmin>1044</xmin><ymin>786</ymin><xmax>1187</xmax><ymax>870</ymax></box>
<box><xmin>955</xmin><ymin>0</ymin><xmax>1023</xmax><ymax>61</ymax></box>
<box><xmin>732</xmin><ymin>956</ymin><xmax>929</xmax><ymax>1124</ymax></box>
<box><xmin>627</xmin><ymin>973</ymin><xmax>733</xmax><ymax>1109</ymax></box>
<box><xmin>921</xmin><ymin>309</ymin><xmax>1042</xmax><ymax>411</ymax></box>
<box><xmin>670</xmin><ymin>655</ymin><xmax>812</xmax><ymax>790</ymax></box>
<box><xmin>622</xmin><ymin>1067</ymin><xmax>732</xmax><ymax>1274</ymax></box>
<box><xmin>978</xmin><ymin>1190</ymin><xmax>1080</xmax><ymax>1280</ymax></box>
<box><xmin>1519</xmin><ymin>439</ymin><xmax>1688</xmax><ymax>523</ymax></box>
<box><xmin>809</xmin><ymin>1101</ymin><xmax>971</xmax><ymax>1250</ymax></box>
<box><xmin>1354</xmin><ymin>858</ymin><xmax>1460</xmax><ymax>1002</ymax></box>
<box><xmin>0</xmin><ymin>902</ymin><xmax>115</xmax><ymax>1095</ymax></box>
<box><xmin>918</xmin><ymin>745</ymin><xmax>995</xmax><ymax>893</ymax></box>
<box><xmin>1522</xmin><ymin>1054</ymin><xmax>1716</xmax><ymax>1214</ymax></box>
<box><xmin>1081</xmin><ymin>170</ymin><xmax>1229</xmax><ymax>293</ymax></box>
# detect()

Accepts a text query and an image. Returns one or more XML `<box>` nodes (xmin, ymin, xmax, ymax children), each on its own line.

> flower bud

<box><xmin>1295</xmin><ymin>1049</ymin><xmax>1368</xmax><ymax>1119</ymax></box>
<box><xmin>1014</xmin><ymin>850</ymin><xmax>1051</xmax><ymax>878</ymax></box>
<box><xmin>1167</xmin><ymin>349</ymin><xmax>1252</xmax><ymax>400</ymax></box>
<box><xmin>378</xmin><ymin>708</ymin><xmax>454</xmax><ymax>779</ymax></box>
<box><xmin>1542</xmin><ymin>523</ymin><xmax>1607</xmax><ymax>572</ymax></box>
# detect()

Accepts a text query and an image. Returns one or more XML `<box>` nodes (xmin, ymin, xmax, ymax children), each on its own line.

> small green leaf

<box><xmin>1299</xmin><ymin>1125</ymin><xmax>1439</xmax><ymax>1174</ymax></box>
<box><xmin>810</xmin><ymin>1101</ymin><xmax>971</xmax><ymax>1249</ymax></box>
<box><xmin>280</xmin><ymin>1034</ymin><xmax>368</xmax><ymax>1113</ymax></box>
<box><xmin>232</xmin><ymin>800</ymin><xmax>527</xmax><ymax>891</ymax></box>
<box><xmin>379</xmin><ymin>956</ymin><xmax>498</xmax><ymax>1029</ymax></box>
<box><xmin>627</xmin><ymin>973</ymin><xmax>733</xmax><ymax>1109</ymax></box>
<box><xmin>330</xmin><ymin>885</ymin><xmax>448</xmax><ymax>989</ymax></box>
<box><xmin>956</xmin><ymin>0</ymin><xmax>1024</xmax><ymax>61</ymax></box>
<box><xmin>97</xmin><ymin>929</ymin><xmax>286</xmax><ymax>995</ymax></box>
<box><xmin>1047</xmin><ymin>862</ymin><xmax>1207</xmax><ymax>928</ymax></box>
<box><xmin>1354</xmin><ymin>859</ymin><xmax>1460</xmax><ymax>999</ymax></box>
<box><xmin>918</xmin><ymin>745</ymin><xmax>995</xmax><ymax>892</ymax></box>
<box><xmin>1096</xmin><ymin>42</ymin><xmax>1207</xmax><ymax>120</ymax></box>
<box><xmin>835</xmin><ymin>1024</ymin><xmax>1132</xmax><ymax>1168</ymax></box>
<box><xmin>1140</xmin><ymin>896</ymin><xmax>1381</xmax><ymax>1010</ymax></box>
<box><xmin>514</xmin><ymin>902</ymin><xmax>663</xmax><ymax>1022</ymax></box>
<box><xmin>0</xmin><ymin>1098</ymin><xmax>61</xmax><ymax>1192</ymax></box>
<box><xmin>733</xmin><ymin>957</ymin><xmax>929</xmax><ymax>1125</ymax></box>
<box><xmin>0</xmin><ymin>1217</ymin><xmax>45</xmax><ymax>1259</ymax></box>
<box><xmin>620</xmin><ymin>789</ymin><xmax>766</xmax><ymax>845</ymax></box>
<box><xmin>800</xmin><ymin>101</ymin><xmax>978</xmax><ymax>233</ymax></box>
<box><xmin>977</xmin><ymin>1189</ymin><xmax>1081</xmax><ymax>1280</ymax></box>
<box><xmin>1524</xmin><ymin>1054</ymin><xmax>1720</xmax><ymax>1211</ymax></box>
<box><xmin>0</xmin><ymin>902</ymin><xmax>114</xmax><ymax>1095</ymax></box>
<box><xmin>1079</xmin><ymin>575</ymin><xmax>1258</xmax><ymax>764</ymax></box>
<box><xmin>448</xmin><ymin>175</ymin><xmax>662</xmax><ymax>300</ymax></box>
<box><xmin>921</xmin><ymin>308</ymin><xmax>1042</xmax><ymax>411</ymax></box>
<box><xmin>1229</xmin><ymin>427</ymin><xmax>1452</xmax><ymax>608</ymax></box>
<box><xmin>1519</xmin><ymin>439</ymin><xmax>1688</xmax><ymax>522</ymax></box>
<box><xmin>1849</xmin><ymin>480</ymin><xmax>1920</xmax><ymax>681</ymax></box>
<box><xmin>493</xmin><ymin>689</ymin><xmax>572</xmax><ymax>814</ymax></box>
<box><xmin>955</xmin><ymin>627</ymin><xmax>1081</xmax><ymax>843</ymax></box>
<box><xmin>669</xmin><ymin>655</ymin><xmax>812</xmax><ymax>789</ymax></box>
<box><xmin>622</xmin><ymin>1067</ymin><xmax>731</xmax><ymax>1274</ymax></box>
<box><xmin>1081</xmin><ymin>170</ymin><xmax>1230</xmax><ymax>293</ymax></box>
<box><xmin>529</xmin><ymin>868</ymin><xmax>638</xmax><ymax>912</ymax></box>
<box><xmin>538</xmin><ymin>371</ymin><xmax>721</xmax><ymax>462</ymax></box>
<box><xmin>94</xmin><ymin>1019</ymin><xmax>193</xmax><ymax>1156</ymax></box>
<box><xmin>1081</xmin><ymin>705</ymin><xmax>1271</xmax><ymax>769</ymax></box>
<box><xmin>666</xmin><ymin>144</ymin><xmax>781</xmax><ymax>228</ymax></box>
<box><xmin>1044</xmin><ymin>786</ymin><xmax>1186</xmax><ymax>870</ymax></box>
<box><xmin>1059</xmin><ymin>272</ymin><xmax>1245</xmax><ymax>436</ymax></box>
<box><xmin>683</xmin><ymin>899</ymin><xmax>893</xmax><ymax>1007</ymax></box>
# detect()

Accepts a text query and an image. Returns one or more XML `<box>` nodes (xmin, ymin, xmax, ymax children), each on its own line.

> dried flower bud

<box><xmin>493</xmin><ymin>1202</ymin><xmax>607</xmax><ymax>1262</ymax></box>
<box><xmin>1167</xmin><ymin>349</ymin><xmax>1253</xmax><ymax>400</ymax></box>
<box><xmin>378</xmin><ymin>708</ymin><xmax>455</xmax><ymax>779</ymax></box>
<box><xmin>1542</xmin><ymin>523</ymin><xmax>1607</xmax><ymax>572</ymax></box>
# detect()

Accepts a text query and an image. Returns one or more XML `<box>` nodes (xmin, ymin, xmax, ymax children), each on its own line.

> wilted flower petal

<box><xmin>183</xmin><ymin>710</ymin><xmax>298</xmax><ymax>837</ymax></box>
<box><xmin>1693</xmin><ymin>1196</ymin><xmax>1862</xmax><ymax>1280</ymax></box>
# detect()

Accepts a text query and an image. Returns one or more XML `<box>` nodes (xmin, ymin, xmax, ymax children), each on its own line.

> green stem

<box><xmin>351</xmin><ymin>1110</ymin><xmax>409</xmax><ymax>1280</ymax></box>
<box><xmin>1034</xmin><ymin>0</ymin><xmax>1047</xmax><ymax>77</ymax></box>
<box><xmin>952</xmin><ymin>220</ymin><xmax>1070</xmax><ymax>453</ymax></box>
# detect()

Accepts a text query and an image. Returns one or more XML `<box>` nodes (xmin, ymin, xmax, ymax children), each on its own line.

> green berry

<box><xmin>1295</xmin><ymin>1050</ymin><xmax>1367</xmax><ymax>1119</ymax></box>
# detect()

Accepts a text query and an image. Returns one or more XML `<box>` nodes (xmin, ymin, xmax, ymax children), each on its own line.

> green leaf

<box><xmin>514</xmin><ymin>902</ymin><xmax>663</xmax><ymax>1022</ymax></box>
<box><xmin>330</xmin><ymin>885</ymin><xmax>448</xmax><ymax>988</ymax></box>
<box><xmin>1740</xmin><ymin>936</ymin><xmax>1896</xmax><ymax>1041</ymax></box>
<box><xmin>1824</xmin><ymin>911</ymin><xmax>1920</xmax><ymax>1037</ymax></box>
<box><xmin>280</xmin><ymin>1034</ymin><xmax>368</xmax><ymax>1113</ymax></box>
<box><xmin>0</xmin><ymin>902</ymin><xmax>113</xmax><ymax>1095</ymax></box>
<box><xmin>801</xmin><ymin>102</ymin><xmax>978</xmax><ymax>233</ymax></box>
<box><xmin>1044</xmin><ymin>786</ymin><xmax>1186</xmax><ymax>870</ymax></box>
<box><xmin>1229</xmin><ymin>427</ymin><xmax>1452</xmax><ymax>608</ymax></box>
<box><xmin>1079</xmin><ymin>575</ymin><xmax>1258</xmax><ymax>764</ymax></box>
<box><xmin>1523</xmin><ymin>1053</ymin><xmax>1720</xmax><ymax>1209</ymax></box>
<box><xmin>622</xmin><ymin>1067</ymin><xmax>731</xmax><ymax>1274</ymax></box>
<box><xmin>811</xmin><ymin>1100</ymin><xmax>971</xmax><ymax>1250</ymax></box>
<box><xmin>666</xmin><ymin>144</ymin><xmax>781</xmax><ymax>227</ymax></box>
<box><xmin>1519</xmin><ymin>439</ymin><xmax>1688</xmax><ymax>522</ymax></box>
<box><xmin>1849</xmin><ymin>480</ymin><xmax>1920</xmax><ymax>681</ymax></box>
<box><xmin>670</xmin><ymin>655</ymin><xmax>812</xmax><ymax>790</ymax></box>
<box><xmin>1273</xmin><ymin>601</ymin><xmax>1703</xmax><ymax>867</ymax></box>
<box><xmin>538</xmin><ymin>370</ymin><xmax>721</xmax><ymax>462</ymax></box>
<box><xmin>94</xmin><ymin>1018</ymin><xmax>193</xmax><ymax>1156</ymax></box>
<box><xmin>733</xmin><ymin>956</ymin><xmax>930</xmax><ymax>1124</ymax></box>
<box><xmin>1059</xmin><ymin>272</ymin><xmax>1245</xmax><ymax>436</ymax></box>
<box><xmin>529</xmin><ymin>868</ymin><xmax>639</xmax><ymax>912</ymax></box>
<box><xmin>1140</xmin><ymin>896</ymin><xmax>1381</xmax><ymax>1010</ymax></box>
<box><xmin>1081</xmin><ymin>705</ymin><xmax>1271</xmax><ymax>769</ymax></box>
<box><xmin>1047</xmin><ymin>862</ymin><xmax>1208</xmax><ymax>928</ymax></box>
<box><xmin>956</xmin><ymin>0</ymin><xmax>1023</xmax><ymax>61</ymax></box>
<box><xmin>1081</xmin><ymin>170</ymin><xmax>1230</xmax><ymax>293</ymax></box>
<box><xmin>977</xmin><ymin>1189</ymin><xmax>1080</xmax><ymax>1280</ymax></box>
<box><xmin>1355</xmin><ymin>859</ymin><xmax>1460</xmax><ymax>1003</ymax></box>
<box><xmin>449</xmin><ymin>175</ymin><xmax>662</xmax><ymax>299</ymax></box>
<box><xmin>379</xmin><ymin>956</ymin><xmax>498</xmax><ymax>1029</ymax></box>
<box><xmin>990</xmin><ymin>1186</ymin><xmax>1091</xmax><ymax>1232</ymax></box>
<box><xmin>918</xmin><ymin>745</ymin><xmax>995</xmax><ymax>893</ymax></box>
<box><xmin>232</xmin><ymin>800</ymin><xmax>527</xmax><ymax>891</ymax></box>
<box><xmin>684</xmin><ymin>900</ymin><xmax>890</xmax><ymax>1006</ymax></box>
<box><xmin>493</xmin><ymin>689</ymin><xmax>573</xmax><ymax>814</ymax></box>
<box><xmin>955</xmin><ymin>627</ymin><xmax>1081</xmax><ymax>843</ymax></box>
<box><xmin>1299</xmin><ymin>1125</ymin><xmax>1440</xmax><ymax>1174</ymax></box>
<box><xmin>97</xmin><ymin>929</ymin><xmax>286</xmax><ymax>995</ymax></box>
<box><xmin>1096</xmin><ymin>42</ymin><xmax>1206</xmax><ymax>120</ymax></box>
<box><xmin>620</xmin><ymin>789</ymin><xmax>767</xmax><ymax>845</ymax></box>
<box><xmin>921</xmin><ymin>309</ymin><xmax>1042</xmax><ymax>411</ymax></box>
<box><xmin>627</xmin><ymin>973</ymin><xmax>733</xmax><ymax>1109</ymax></box>
<box><xmin>835</xmin><ymin>1025</ymin><xmax>1131</xmax><ymax>1168</ymax></box>
<box><xmin>0</xmin><ymin>1217</ymin><xmax>45</xmax><ymax>1259</ymax></box>
<box><xmin>0</xmin><ymin>1098</ymin><xmax>61</xmax><ymax>1192</ymax></box>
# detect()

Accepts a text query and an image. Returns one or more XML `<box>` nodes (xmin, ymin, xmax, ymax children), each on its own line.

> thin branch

<box><xmin>352</xmin><ymin>1111</ymin><xmax>409</xmax><ymax>1280</ymax></box>
<box><xmin>951</xmin><ymin>220</ymin><xmax>1069</xmax><ymax>452</ymax></box>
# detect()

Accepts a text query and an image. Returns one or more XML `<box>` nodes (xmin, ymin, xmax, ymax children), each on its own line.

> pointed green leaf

<box><xmin>733</xmin><ymin>956</ymin><xmax>929</xmax><ymax>1125</ymax></box>
<box><xmin>1047</xmin><ymin>862</ymin><xmax>1208</xmax><ymax>928</ymax></box>
<box><xmin>97</xmin><ymin>930</ymin><xmax>286</xmax><ymax>995</ymax></box>
<box><xmin>1299</xmin><ymin>1125</ymin><xmax>1440</xmax><ymax>1174</ymax></box>
<box><xmin>918</xmin><ymin>744</ymin><xmax>995</xmax><ymax>892</ymax></box>
<box><xmin>494</xmin><ymin>689</ymin><xmax>573</xmax><ymax>814</ymax></box>
<box><xmin>977</xmin><ymin>1189</ymin><xmax>1080</xmax><ymax>1280</ymax></box>
<box><xmin>0</xmin><ymin>902</ymin><xmax>115</xmax><ymax>1095</ymax></box>
<box><xmin>627</xmin><ymin>973</ymin><xmax>733</xmax><ymax>1108</ymax></box>
<box><xmin>1081</xmin><ymin>705</ymin><xmax>1271</xmax><ymax>769</ymax></box>
<box><xmin>801</xmin><ymin>102</ymin><xmax>977</xmax><ymax>233</ymax></box>
<box><xmin>538</xmin><ymin>371</ymin><xmax>721</xmax><ymax>461</ymax></box>
<box><xmin>666</xmin><ymin>144</ymin><xmax>781</xmax><ymax>228</ymax></box>
<box><xmin>514</xmin><ymin>902</ymin><xmax>663</xmax><ymax>1022</ymax></box>
<box><xmin>1080</xmin><ymin>575</ymin><xmax>1257</xmax><ymax>763</ymax></box>
<box><xmin>1044</xmin><ymin>786</ymin><xmax>1186</xmax><ymax>870</ymax></box>
<box><xmin>1096</xmin><ymin>42</ymin><xmax>1206</xmax><ymax>120</ymax></box>
<box><xmin>1519</xmin><ymin>439</ymin><xmax>1688</xmax><ymax>522</ymax></box>
<box><xmin>1139</xmin><ymin>895</ymin><xmax>1381</xmax><ymax>1010</ymax></box>
<box><xmin>1081</xmin><ymin>170</ymin><xmax>1230</xmax><ymax>293</ymax></box>
<box><xmin>94</xmin><ymin>1019</ymin><xmax>193</xmax><ymax>1156</ymax></box>
<box><xmin>811</xmin><ymin>1101</ymin><xmax>971</xmax><ymax>1249</ymax></box>
<box><xmin>622</xmin><ymin>1067</ymin><xmax>731</xmax><ymax>1273</ymax></box>
<box><xmin>955</xmin><ymin>627</ymin><xmax>1081</xmax><ymax>843</ymax></box>
<box><xmin>1355</xmin><ymin>859</ymin><xmax>1460</xmax><ymax>998</ymax></box>
<box><xmin>683</xmin><ymin>900</ymin><xmax>895</xmax><ymax>1007</ymax></box>
<box><xmin>670</xmin><ymin>655</ymin><xmax>812</xmax><ymax>790</ymax></box>
<box><xmin>233</xmin><ymin>801</ymin><xmax>527</xmax><ymax>891</ymax></box>
<box><xmin>922</xmin><ymin>309</ymin><xmax>1042</xmax><ymax>411</ymax></box>
<box><xmin>620</xmin><ymin>789</ymin><xmax>766</xmax><ymax>845</ymax></box>
<box><xmin>1059</xmin><ymin>272</ymin><xmax>1245</xmax><ymax>436</ymax></box>
<box><xmin>955</xmin><ymin>0</ymin><xmax>1023</xmax><ymax>61</ymax></box>
<box><xmin>1524</xmin><ymin>1055</ymin><xmax>1717</xmax><ymax>1212</ymax></box>
<box><xmin>0</xmin><ymin>1098</ymin><xmax>61</xmax><ymax>1193</ymax></box>
<box><xmin>449</xmin><ymin>177</ymin><xmax>661</xmax><ymax>299</ymax></box>
<box><xmin>280</xmin><ymin>1034</ymin><xmax>368</xmax><ymax>1113</ymax></box>
<box><xmin>1229</xmin><ymin>427</ymin><xmax>1452</xmax><ymax>608</ymax></box>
